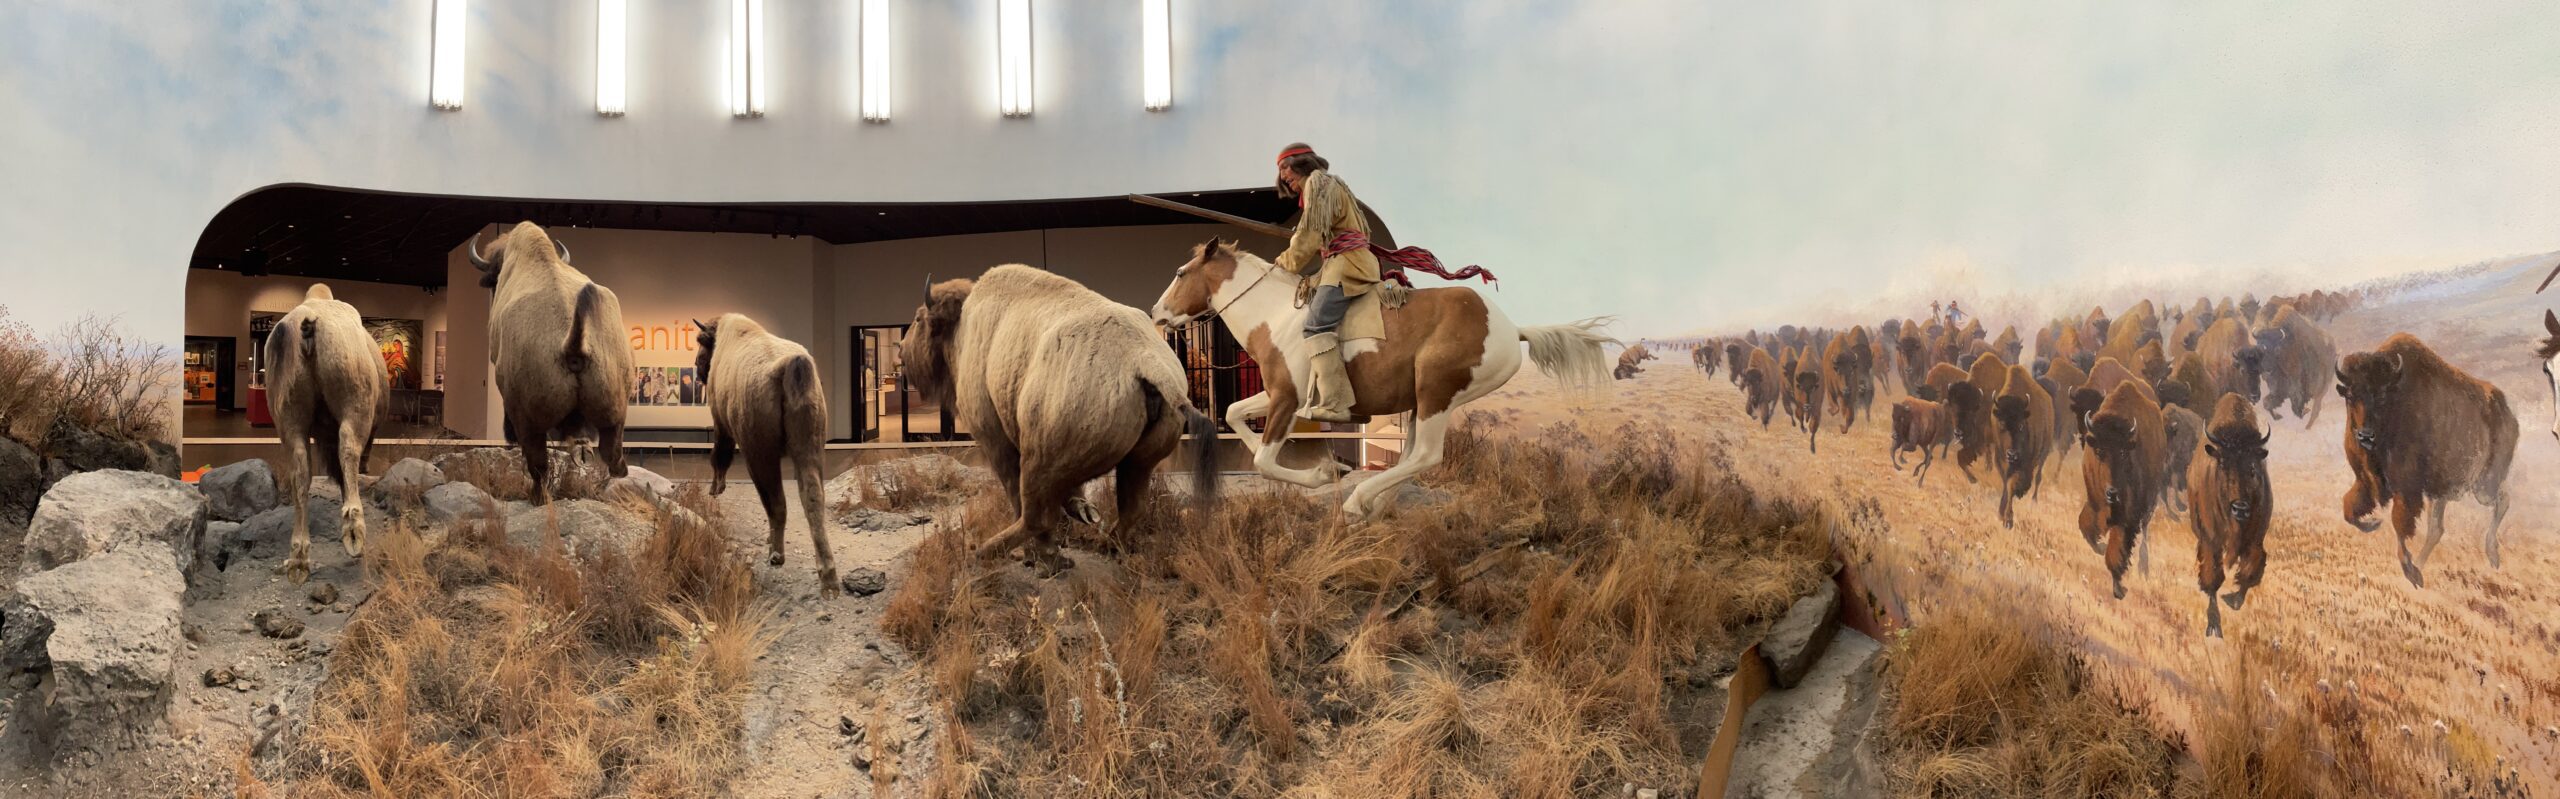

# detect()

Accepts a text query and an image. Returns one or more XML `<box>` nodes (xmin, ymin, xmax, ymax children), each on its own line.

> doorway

<box><xmin>849</xmin><ymin>325</ymin><xmax>962</xmax><ymax>443</ymax></box>
<box><xmin>182</xmin><ymin>336</ymin><xmax>236</xmax><ymax>409</ymax></box>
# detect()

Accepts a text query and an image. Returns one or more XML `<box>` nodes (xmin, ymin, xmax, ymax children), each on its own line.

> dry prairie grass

<box><xmin>1878</xmin><ymin>605</ymin><xmax>2181</xmax><ymax>796</ymax></box>
<box><xmin>238</xmin><ymin>484</ymin><xmax>773</xmax><ymax>798</ymax></box>
<box><xmin>883</xmin><ymin>413</ymin><xmax>1833</xmax><ymax>797</ymax></box>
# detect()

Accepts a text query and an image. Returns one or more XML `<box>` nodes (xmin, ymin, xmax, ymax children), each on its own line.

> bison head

<box><xmin>1944</xmin><ymin>382</ymin><xmax>1984</xmax><ymax>445</ymax></box>
<box><xmin>2071</xmin><ymin>352</ymin><xmax>2097</xmax><ymax>374</ymax></box>
<box><xmin>1992</xmin><ymin>394</ymin><xmax>2035</xmax><ymax>473</ymax></box>
<box><xmin>2153</xmin><ymin>380</ymin><xmax>2191</xmax><ymax>412</ymax></box>
<box><xmin>463</xmin><ymin>223</ymin><xmax>571</xmax><ymax>290</ymax></box>
<box><xmin>2068</xmin><ymin>387</ymin><xmax>2105</xmax><ymax>423</ymax></box>
<box><xmin>2203</xmin><ymin>416</ymin><xmax>2273</xmax><ymax>522</ymax></box>
<box><xmin>2081</xmin><ymin>409</ymin><xmax>2143</xmax><ymax>519</ymax></box>
<box><xmin>902</xmin><ymin>277</ymin><xmax>975</xmax><ymax>404</ymax></box>
<box><xmin>2032</xmin><ymin>357</ymin><xmax>2051</xmax><ymax>378</ymax></box>
<box><xmin>1911</xmin><ymin>384</ymin><xmax>1940</xmax><ymax>403</ymax></box>
<box><xmin>2230</xmin><ymin>346</ymin><xmax>2266</xmax><ymax>403</ymax></box>
<box><xmin>2252</xmin><ymin>324</ymin><xmax>2290</xmax><ymax>357</ymax></box>
<box><xmin>692</xmin><ymin>318</ymin><xmax>719</xmax><ymax>386</ymax></box>
<box><xmin>1794</xmin><ymin>370</ymin><xmax>1823</xmax><ymax>402</ymax></box>
<box><xmin>2335</xmin><ymin>350</ymin><xmax>2408</xmax><ymax>454</ymax></box>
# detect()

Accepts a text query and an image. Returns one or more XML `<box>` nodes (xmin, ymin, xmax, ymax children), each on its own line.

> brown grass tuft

<box><xmin>881</xmin><ymin>411</ymin><xmax>1833</xmax><ymax>797</ymax></box>
<box><xmin>248</xmin><ymin>484</ymin><xmax>773</xmax><ymax>797</ymax></box>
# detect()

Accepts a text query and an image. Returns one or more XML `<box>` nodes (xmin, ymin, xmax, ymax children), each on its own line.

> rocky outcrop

<box><xmin>20</xmin><ymin>470</ymin><xmax>207</xmax><ymax>580</ymax></box>
<box><xmin>197</xmin><ymin>459</ymin><xmax>279</xmax><ymax>523</ymax></box>
<box><xmin>1763</xmin><ymin>579</ymin><xmax>1841</xmax><ymax>690</ymax></box>
<box><xmin>8</xmin><ymin>541</ymin><xmax>186</xmax><ymax>755</ymax></box>
<box><xmin>0</xmin><ymin>437</ymin><xmax>41</xmax><ymax>527</ymax></box>
<box><xmin>503</xmin><ymin>499</ymin><xmax>652</xmax><ymax>556</ymax></box>
<box><xmin>235</xmin><ymin>501</ymin><xmax>393</xmax><ymax>562</ymax></box>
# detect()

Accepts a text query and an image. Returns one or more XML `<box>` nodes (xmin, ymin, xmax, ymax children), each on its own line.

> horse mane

<box><xmin>2538</xmin><ymin>334</ymin><xmax>2560</xmax><ymax>361</ymax></box>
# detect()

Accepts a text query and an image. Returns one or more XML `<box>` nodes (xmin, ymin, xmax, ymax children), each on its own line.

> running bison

<box><xmin>2079</xmin><ymin>381</ymin><xmax>2168</xmax><ymax>600</ymax></box>
<box><xmin>2187</xmin><ymin>393</ymin><xmax>2271</xmax><ymax>638</ymax></box>
<box><xmin>1890</xmin><ymin>396</ymin><xmax>1954</xmax><ymax>485</ymax></box>
<box><xmin>1992</xmin><ymin>364</ymin><xmax>2054</xmax><ymax>528</ymax></box>
<box><xmin>2336</xmin><ymin>334</ymin><xmax>2517</xmax><ymax>587</ymax></box>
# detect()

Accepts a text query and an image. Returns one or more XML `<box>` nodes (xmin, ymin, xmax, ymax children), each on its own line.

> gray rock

<box><xmin>22</xmin><ymin>470</ymin><xmax>207</xmax><ymax>580</ymax></box>
<box><xmin>504</xmin><ymin>499</ymin><xmax>651</xmax><ymax>557</ymax></box>
<box><xmin>0</xmin><ymin>437</ymin><xmax>41</xmax><ymax>526</ymax></box>
<box><xmin>1728</xmin><ymin>629</ymin><xmax>1885</xmax><ymax>799</ymax></box>
<box><xmin>251</xmin><ymin>607</ymin><xmax>304</xmax><ymax>639</ymax></box>
<box><xmin>1762</xmin><ymin>578</ymin><xmax>1841</xmax><ymax>690</ymax></box>
<box><xmin>144</xmin><ymin>441</ymin><xmax>180</xmax><ymax>479</ymax></box>
<box><xmin>423</xmin><ymin>481</ymin><xmax>497</xmax><ymax>527</ymax></box>
<box><xmin>308</xmin><ymin>581</ymin><xmax>340</xmax><ymax>605</ymax></box>
<box><xmin>12</xmin><ymin>541</ymin><xmax>185</xmax><ymax>754</ymax></box>
<box><xmin>201</xmin><ymin>521</ymin><xmax>242</xmax><ymax>573</ymax></box>
<box><xmin>840</xmin><ymin>567</ymin><xmax>890</xmax><ymax>597</ymax></box>
<box><xmin>370</xmin><ymin>458</ymin><xmax>447</xmax><ymax>507</ymax></box>
<box><xmin>197</xmin><ymin>459</ymin><xmax>279</xmax><ymax>522</ymax></box>
<box><xmin>235</xmin><ymin>502</ymin><xmax>393</xmax><ymax>562</ymax></box>
<box><xmin>42</xmin><ymin>421</ymin><xmax>148</xmax><ymax>476</ymax></box>
<box><xmin>608</xmin><ymin>465</ymin><xmax>675</xmax><ymax>500</ymax></box>
<box><xmin>838</xmin><ymin>507</ymin><xmax>934</xmax><ymax>533</ymax></box>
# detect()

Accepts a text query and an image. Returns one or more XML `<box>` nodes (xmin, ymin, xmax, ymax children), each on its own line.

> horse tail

<box><xmin>1519</xmin><ymin>316</ymin><xmax>1619</xmax><ymax>392</ymax></box>
<box><xmin>561</xmin><ymin>283</ymin><xmax>602</xmax><ymax>373</ymax></box>
<box><xmin>1139</xmin><ymin>376</ymin><xmax>1219</xmax><ymax>516</ymax></box>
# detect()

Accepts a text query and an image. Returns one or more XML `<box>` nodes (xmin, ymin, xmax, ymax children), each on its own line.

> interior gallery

<box><xmin>180</xmin><ymin>186</ymin><xmax>1401</xmax><ymax>471</ymax></box>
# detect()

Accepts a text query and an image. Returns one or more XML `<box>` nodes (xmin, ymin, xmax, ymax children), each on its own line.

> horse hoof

<box><xmin>2401</xmin><ymin>561</ymin><xmax>2425</xmax><ymax>588</ymax></box>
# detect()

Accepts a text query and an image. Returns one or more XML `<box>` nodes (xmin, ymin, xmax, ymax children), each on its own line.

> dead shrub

<box><xmin>0</xmin><ymin>308</ymin><xmax>173</xmax><ymax>445</ymax></box>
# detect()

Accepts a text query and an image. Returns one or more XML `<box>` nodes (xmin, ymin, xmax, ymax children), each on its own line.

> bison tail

<box><xmin>561</xmin><ymin>283</ymin><xmax>603</xmax><ymax>373</ymax></box>
<box><xmin>776</xmin><ymin>354</ymin><xmax>820</xmax><ymax>448</ymax></box>
<box><xmin>1520</xmin><ymin>317</ymin><xmax>1619</xmax><ymax>393</ymax></box>
<box><xmin>297</xmin><ymin>317</ymin><xmax>318</xmax><ymax>363</ymax></box>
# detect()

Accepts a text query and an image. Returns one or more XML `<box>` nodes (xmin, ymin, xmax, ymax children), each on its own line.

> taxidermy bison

<box><xmin>696</xmin><ymin>313</ymin><xmax>839</xmax><ymax>595</ymax></box>
<box><xmin>906</xmin><ymin>265</ymin><xmax>1218</xmax><ymax>576</ymax></box>
<box><xmin>468</xmin><ymin>222</ymin><xmax>632</xmax><ymax>504</ymax></box>
<box><xmin>264</xmin><ymin>284</ymin><xmax>386</xmax><ymax>584</ymax></box>
<box><xmin>2336</xmin><ymin>334</ymin><xmax>2517</xmax><ymax>587</ymax></box>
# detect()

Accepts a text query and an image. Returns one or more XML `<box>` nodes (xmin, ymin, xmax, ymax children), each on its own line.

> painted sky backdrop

<box><xmin>6</xmin><ymin>1</ymin><xmax>2560</xmax><ymax>341</ymax></box>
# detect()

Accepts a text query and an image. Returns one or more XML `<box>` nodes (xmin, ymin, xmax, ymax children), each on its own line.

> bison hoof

<box><xmin>767</xmin><ymin>550</ymin><xmax>786</xmax><ymax>567</ymax></box>
<box><xmin>2400</xmin><ymin>561</ymin><xmax>2425</xmax><ymax>588</ymax></box>
<box><xmin>2110</xmin><ymin>582</ymin><xmax>2126</xmax><ymax>600</ymax></box>
<box><xmin>1033</xmin><ymin>554</ymin><xmax>1074</xmax><ymax>579</ymax></box>
<box><xmin>1065</xmin><ymin>497</ymin><xmax>1101</xmax><ymax>526</ymax></box>
<box><xmin>2205</xmin><ymin>619</ymin><xmax>2222</xmax><ymax>639</ymax></box>
<box><xmin>2346</xmin><ymin>516</ymin><xmax>2380</xmax><ymax>533</ymax></box>
<box><xmin>818</xmin><ymin>568</ymin><xmax>842</xmax><ymax>598</ymax></box>
<box><xmin>282</xmin><ymin>557</ymin><xmax>311</xmax><ymax>585</ymax></box>
<box><xmin>2221</xmin><ymin>589</ymin><xmax>2248</xmax><ymax>610</ymax></box>
<box><xmin>709</xmin><ymin>481</ymin><xmax>727</xmax><ymax>496</ymax></box>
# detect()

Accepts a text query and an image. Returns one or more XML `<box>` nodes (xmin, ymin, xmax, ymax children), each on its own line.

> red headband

<box><xmin>1275</xmin><ymin>147</ymin><xmax>1314</xmax><ymax>165</ymax></box>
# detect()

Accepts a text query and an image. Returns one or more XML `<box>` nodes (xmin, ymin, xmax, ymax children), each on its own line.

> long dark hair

<box><xmin>1276</xmin><ymin>142</ymin><xmax>1329</xmax><ymax>197</ymax></box>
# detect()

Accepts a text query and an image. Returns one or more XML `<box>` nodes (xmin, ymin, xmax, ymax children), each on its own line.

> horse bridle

<box><xmin>1198</xmin><ymin>256</ymin><xmax>1286</xmax><ymax>323</ymax></box>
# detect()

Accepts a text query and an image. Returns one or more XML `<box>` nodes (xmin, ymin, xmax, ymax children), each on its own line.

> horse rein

<box><xmin>1200</xmin><ymin>258</ymin><xmax>1286</xmax><ymax>322</ymax></box>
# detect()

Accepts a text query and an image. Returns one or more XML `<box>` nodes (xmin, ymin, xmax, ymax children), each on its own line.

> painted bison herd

<box><xmin>1680</xmin><ymin>287</ymin><xmax>2530</xmax><ymax>637</ymax></box>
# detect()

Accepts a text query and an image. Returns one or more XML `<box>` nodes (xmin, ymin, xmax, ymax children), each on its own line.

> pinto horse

<box><xmin>1151</xmin><ymin>239</ymin><xmax>1615</xmax><ymax>517</ymax></box>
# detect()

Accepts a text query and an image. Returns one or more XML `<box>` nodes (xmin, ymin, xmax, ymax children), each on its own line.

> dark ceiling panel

<box><xmin>188</xmin><ymin>184</ymin><xmax>1297</xmax><ymax>288</ymax></box>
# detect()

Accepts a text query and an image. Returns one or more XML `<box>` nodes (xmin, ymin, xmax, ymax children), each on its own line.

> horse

<box><xmin>1151</xmin><ymin>239</ymin><xmax>1615</xmax><ymax>518</ymax></box>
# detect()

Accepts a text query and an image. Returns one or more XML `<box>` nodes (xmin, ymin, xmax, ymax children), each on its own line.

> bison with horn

<box><xmin>467</xmin><ymin>222</ymin><xmax>632</xmax><ymax>503</ymax></box>
<box><xmin>264</xmin><ymin>284</ymin><xmax>386</xmax><ymax>583</ymax></box>
<box><xmin>696</xmin><ymin>313</ymin><xmax>839</xmax><ymax>595</ymax></box>
<box><xmin>908</xmin><ymin>265</ymin><xmax>1218</xmax><ymax>575</ymax></box>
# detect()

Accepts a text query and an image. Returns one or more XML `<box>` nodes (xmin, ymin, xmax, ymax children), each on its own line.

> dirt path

<box><xmin>1476</xmin><ymin>349</ymin><xmax>2560</xmax><ymax>792</ymax></box>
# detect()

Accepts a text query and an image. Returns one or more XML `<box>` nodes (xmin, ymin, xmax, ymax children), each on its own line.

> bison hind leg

<box><xmin>748</xmin><ymin>453</ymin><xmax>788</xmax><ymax>567</ymax></box>
<box><xmin>2204</xmin><ymin>598</ymin><xmax>2223</xmax><ymax>638</ymax></box>
<box><xmin>2483</xmin><ymin>491</ymin><xmax>2509</xmax><ymax>569</ymax></box>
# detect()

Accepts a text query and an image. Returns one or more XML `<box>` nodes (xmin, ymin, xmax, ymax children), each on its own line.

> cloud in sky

<box><xmin>5</xmin><ymin>1</ymin><xmax>2560</xmax><ymax>342</ymax></box>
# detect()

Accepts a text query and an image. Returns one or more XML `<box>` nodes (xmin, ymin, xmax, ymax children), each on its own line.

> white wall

<box><xmin>181</xmin><ymin>270</ymin><xmax>450</xmax><ymax>411</ymax></box>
